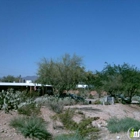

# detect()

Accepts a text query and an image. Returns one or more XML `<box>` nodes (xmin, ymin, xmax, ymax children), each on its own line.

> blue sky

<box><xmin>0</xmin><ymin>0</ymin><xmax>140</xmax><ymax>77</ymax></box>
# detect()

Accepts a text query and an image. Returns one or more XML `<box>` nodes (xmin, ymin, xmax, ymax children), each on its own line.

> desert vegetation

<box><xmin>107</xmin><ymin>117</ymin><xmax>140</xmax><ymax>133</ymax></box>
<box><xmin>0</xmin><ymin>53</ymin><xmax>140</xmax><ymax>140</ymax></box>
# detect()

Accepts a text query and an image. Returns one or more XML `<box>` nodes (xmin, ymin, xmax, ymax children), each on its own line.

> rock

<box><xmin>92</xmin><ymin>119</ymin><xmax>107</xmax><ymax>128</ymax></box>
<box><xmin>0</xmin><ymin>129</ymin><xmax>4</xmax><ymax>133</ymax></box>
<box><xmin>116</xmin><ymin>135</ymin><xmax>120</xmax><ymax>139</ymax></box>
<box><xmin>53</xmin><ymin>121</ymin><xmax>64</xmax><ymax>130</ymax></box>
<box><xmin>97</xmin><ymin>124</ymin><xmax>101</xmax><ymax>128</ymax></box>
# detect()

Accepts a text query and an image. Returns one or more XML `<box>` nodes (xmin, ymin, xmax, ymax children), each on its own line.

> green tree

<box><xmin>84</xmin><ymin>71</ymin><xmax>95</xmax><ymax>88</ymax></box>
<box><xmin>0</xmin><ymin>75</ymin><xmax>21</xmax><ymax>82</ymax></box>
<box><xmin>96</xmin><ymin>63</ymin><xmax>140</xmax><ymax>103</ymax></box>
<box><xmin>37</xmin><ymin>54</ymin><xmax>86</xmax><ymax>94</ymax></box>
<box><xmin>119</xmin><ymin>63</ymin><xmax>140</xmax><ymax>102</ymax></box>
<box><xmin>97</xmin><ymin>63</ymin><xmax>123</xmax><ymax>96</ymax></box>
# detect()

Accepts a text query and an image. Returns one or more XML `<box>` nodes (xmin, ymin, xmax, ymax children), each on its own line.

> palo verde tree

<box><xmin>37</xmin><ymin>54</ymin><xmax>86</xmax><ymax>94</ymax></box>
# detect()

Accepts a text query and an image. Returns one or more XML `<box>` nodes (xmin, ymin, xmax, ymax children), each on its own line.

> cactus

<box><xmin>0</xmin><ymin>89</ymin><xmax>25</xmax><ymax>113</ymax></box>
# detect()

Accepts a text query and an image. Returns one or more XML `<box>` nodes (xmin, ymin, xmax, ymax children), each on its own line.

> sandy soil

<box><xmin>0</xmin><ymin>103</ymin><xmax>140</xmax><ymax>140</ymax></box>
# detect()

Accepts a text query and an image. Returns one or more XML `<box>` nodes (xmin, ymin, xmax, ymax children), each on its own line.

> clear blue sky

<box><xmin>0</xmin><ymin>0</ymin><xmax>140</xmax><ymax>77</ymax></box>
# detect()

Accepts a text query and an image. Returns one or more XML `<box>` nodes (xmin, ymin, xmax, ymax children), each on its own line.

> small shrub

<box><xmin>58</xmin><ymin>109</ymin><xmax>77</xmax><ymax>130</ymax></box>
<box><xmin>78</xmin><ymin>118</ymin><xmax>99</xmax><ymax>137</ymax></box>
<box><xmin>35</xmin><ymin>96</ymin><xmax>48</xmax><ymax>105</ymax></box>
<box><xmin>24</xmin><ymin>91</ymin><xmax>40</xmax><ymax>99</ymax></box>
<box><xmin>10</xmin><ymin>116</ymin><xmax>52</xmax><ymax>140</ymax></box>
<box><xmin>44</xmin><ymin>96</ymin><xmax>64</xmax><ymax>113</ymax></box>
<box><xmin>88</xmin><ymin>94</ymin><xmax>94</xmax><ymax>99</ymax></box>
<box><xmin>107</xmin><ymin>117</ymin><xmax>140</xmax><ymax>133</ymax></box>
<box><xmin>10</xmin><ymin>116</ymin><xmax>25</xmax><ymax>128</ymax></box>
<box><xmin>132</xmin><ymin>96</ymin><xmax>140</xmax><ymax>104</ymax></box>
<box><xmin>18</xmin><ymin>103</ymin><xmax>41</xmax><ymax>116</ymax></box>
<box><xmin>56</xmin><ymin>109</ymin><xmax>99</xmax><ymax>139</ymax></box>
<box><xmin>94</xmin><ymin>100</ymin><xmax>102</xmax><ymax>105</ymax></box>
<box><xmin>54</xmin><ymin>131</ymin><xmax>86</xmax><ymax>140</ymax></box>
<box><xmin>62</xmin><ymin>97</ymin><xmax>76</xmax><ymax>106</ymax></box>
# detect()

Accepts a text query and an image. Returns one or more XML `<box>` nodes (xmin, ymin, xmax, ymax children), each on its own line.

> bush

<box><xmin>88</xmin><ymin>94</ymin><xmax>94</xmax><ymax>99</ymax></box>
<box><xmin>35</xmin><ymin>95</ymin><xmax>49</xmax><ymax>105</ymax></box>
<box><xmin>24</xmin><ymin>90</ymin><xmax>41</xmax><ymax>99</ymax></box>
<box><xmin>58</xmin><ymin>109</ymin><xmax>77</xmax><ymax>130</ymax></box>
<box><xmin>107</xmin><ymin>117</ymin><xmax>140</xmax><ymax>133</ymax></box>
<box><xmin>132</xmin><ymin>96</ymin><xmax>140</xmax><ymax>103</ymax></box>
<box><xmin>62</xmin><ymin>97</ymin><xmax>77</xmax><ymax>106</ymax></box>
<box><xmin>10</xmin><ymin>116</ymin><xmax>52</xmax><ymax>140</ymax></box>
<box><xmin>44</xmin><ymin>96</ymin><xmax>64</xmax><ymax>113</ymax></box>
<box><xmin>54</xmin><ymin>131</ymin><xmax>86</xmax><ymax>140</ymax></box>
<box><xmin>18</xmin><ymin>102</ymin><xmax>41</xmax><ymax>116</ymax></box>
<box><xmin>54</xmin><ymin>109</ymin><xmax>99</xmax><ymax>139</ymax></box>
<box><xmin>94</xmin><ymin>100</ymin><xmax>102</xmax><ymax>105</ymax></box>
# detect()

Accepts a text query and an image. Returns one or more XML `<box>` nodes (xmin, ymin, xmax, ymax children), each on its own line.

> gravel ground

<box><xmin>0</xmin><ymin>103</ymin><xmax>140</xmax><ymax>140</ymax></box>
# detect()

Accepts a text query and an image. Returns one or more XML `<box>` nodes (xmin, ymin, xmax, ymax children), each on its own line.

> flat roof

<box><xmin>0</xmin><ymin>82</ymin><xmax>52</xmax><ymax>87</ymax></box>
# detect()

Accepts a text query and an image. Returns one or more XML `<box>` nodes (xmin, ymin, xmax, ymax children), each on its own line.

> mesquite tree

<box><xmin>37</xmin><ymin>54</ymin><xmax>86</xmax><ymax>94</ymax></box>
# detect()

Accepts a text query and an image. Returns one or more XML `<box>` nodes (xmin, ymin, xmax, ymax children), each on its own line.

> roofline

<box><xmin>0</xmin><ymin>82</ymin><xmax>52</xmax><ymax>87</ymax></box>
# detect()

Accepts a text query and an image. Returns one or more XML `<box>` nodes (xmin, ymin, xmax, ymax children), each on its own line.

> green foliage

<box><xmin>0</xmin><ymin>75</ymin><xmax>21</xmax><ymax>82</ymax></box>
<box><xmin>107</xmin><ymin>117</ymin><xmax>140</xmax><ymax>133</ymax></box>
<box><xmin>58</xmin><ymin>109</ymin><xmax>76</xmax><ymax>130</ymax></box>
<box><xmin>61</xmin><ymin>97</ymin><xmax>77</xmax><ymax>106</ymax></box>
<box><xmin>0</xmin><ymin>89</ymin><xmax>40</xmax><ymax>113</ymax></box>
<box><xmin>10</xmin><ymin>116</ymin><xmax>25</xmax><ymax>128</ymax></box>
<box><xmin>88</xmin><ymin>94</ymin><xmax>94</xmax><ymax>99</ymax></box>
<box><xmin>42</xmin><ymin>95</ymin><xmax>81</xmax><ymax>113</ymax></box>
<box><xmin>37</xmin><ymin>53</ymin><xmax>86</xmax><ymax>94</ymax></box>
<box><xmin>44</xmin><ymin>96</ymin><xmax>64</xmax><ymax>114</ymax></box>
<box><xmin>77</xmin><ymin>89</ymin><xmax>87</xmax><ymax>99</ymax></box>
<box><xmin>18</xmin><ymin>102</ymin><xmax>41</xmax><ymax>116</ymax></box>
<box><xmin>93</xmin><ymin>100</ymin><xmax>102</xmax><ymax>105</ymax></box>
<box><xmin>95</xmin><ymin>63</ymin><xmax>140</xmax><ymax>102</ymax></box>
<box><xmin>0</xmin><ymin>90</ymin><xmax>23</xmax><ymax>113</ymax></box>
<box><xmin>54</xmin><ymin>131</ymin><xmax>86</xmax><ymax>140</ymax></box>
<box><xmin>83</xmin><ymin>71</ymin><xmax>95</xmax><ymax>89</ymax></box>
<box><xmin>55</xmin><ymin>109</ymin><xmax>99</xmax><ymax>139</ymax></box>
<box><xmin>10</xmin><ymin>116</ymin><xmax>52</xmax><ymax>140</ymax></box>
<box><xmin>132</xmin><ymin>96</ymin><xmax>140</xmax><ymax>103</ymax></box>
<box><xmin>18</xmin><ymin>89</ymin><xmax>41</xmax><ymax>101</ymax></box>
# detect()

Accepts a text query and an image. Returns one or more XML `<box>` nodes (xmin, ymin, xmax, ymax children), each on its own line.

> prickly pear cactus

<box><xmin>0</xmin><ymin>89</ymin><xmax>22</xmax><ymax>113</ymax></box>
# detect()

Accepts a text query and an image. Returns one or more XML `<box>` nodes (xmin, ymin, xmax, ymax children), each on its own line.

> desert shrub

<box><xmin>58</xmin><ymin>109</ymin><xmax>77</xmax><ymax>130</ymax></box>
<box><xmin>132</xmin><ymin>96</ymin><xmax>140</xmax><ymax>104</ymax></box>
<box><xmin>44</xmin><ymin>96</ymin><xmax>64</xmax><ymax>113</ymax></box>
<box><xmin>78</xmin><ymin>118</ymin><xmax>99</xmax><ymax>138</ymax></box>
<box><xmin>62</xmin><ymin>97</ymin><xmax>76</xmax><ymax>106</ymax></box>
<box><xmin>18</xmin><ymin>102</ymin><xmax>41</xmax><ymax>116</ymax></box>
<box><xmin>55</xmin><ymin>109</ymin><xmax>99</xmax><ymax>139</ymax></box>
<box><xmin>0</xmin><ymin>89</ymin><xmax>39</xmax><ymax>113</ymax></box>
<box><xmin>10</xmin><ymin>116</ymin><xmax>52</xmax><ymax>140</ymax></box>
<box><xmin>93</xmin><ymin>100</ymin><xmax>102</xmax><ymax>105</ymax></box>
<box><xmin>54</xmin><ymin>131</ymin><xmax>86</xmax><ymax>140</ymax></box>
<box><xmin>24</xmin><ymin>90</ymin><xmax>40</xmax><ymax>99</ymax></box>
<box><xmin>10</xmin><ymin>116</ymin><xmax>25</xmax><ymax>128</ymax></box>
<box><xmin>107</xmin><ymin>117</ymin><xmax>140</xmax><ymax>133</ymax></box>
<box><xmin>35</xmin><ymin>96</ymin><xmax>48</xmax><ymax>105</ymax></box>
<box><xmin>77</xmin><ymin>89</ymin><xmax>88</xmax><ymax>98</ymax></box>
<box><xmin>88</xmin><ymin>94</ymin><xmax>94</xmax><ymax>99</ymax></box>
